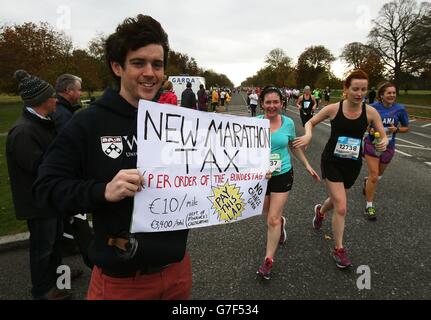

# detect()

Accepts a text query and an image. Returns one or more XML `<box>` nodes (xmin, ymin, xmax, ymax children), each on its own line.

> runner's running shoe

<box><xmin>256</xmin><ymin>257</ymin><xmax>273</xmax><ymax>280</ymax></box>
<box><xmin>332</xmin><ymin>247</ymin><xmax>352</xmax><ymax>269</ymax></box>
<box><xmin>279</xmin><ymin>216</ymin><xmax>287</xmax><ymax>245</ymax></box>
<box><xmin>365</xmin><ymin>206</ymin><xmax>377</xmax><ymax>220</ymax></box>
<box><xmin>313</xmin><ymin>204</ymin><xmax>324</xmax><ymax>230</ymax></box>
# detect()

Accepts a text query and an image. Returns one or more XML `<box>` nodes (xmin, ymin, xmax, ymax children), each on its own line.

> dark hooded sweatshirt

<box><xmin>6</xmin><ymin>108</ymin><xmax>57</xmax><ymax>220</ymax></box>
<box><xmin>33</xmin><ymin>88</ymin><xmax>188</xmax><ymax>274</ymax></box>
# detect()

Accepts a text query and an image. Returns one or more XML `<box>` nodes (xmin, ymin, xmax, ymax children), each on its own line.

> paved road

<box><xmin>1</xmin><ymin>93</ymin><xmax>430</xmax><ymax>300</ymax></box>
<box><xmin>405</xmin><ymin>104</ymin><xmax>431</xmax><ymax>110</ymax></box>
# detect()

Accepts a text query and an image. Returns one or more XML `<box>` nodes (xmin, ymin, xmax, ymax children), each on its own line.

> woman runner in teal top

<box><xmin>258</xmin><ymin>113</ymin><xmax>295</xmax><ymax>175</ymax></box>
<box><xmin>256</xmin><ymin>85</ymin><xmax>320</xmax><ymax>280</ymax></box>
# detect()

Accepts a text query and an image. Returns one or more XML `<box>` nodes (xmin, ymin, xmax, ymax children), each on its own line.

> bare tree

<box><xmin>87</xmin><ymin>33</ymin><xmax>106</xmax><ymax>61</ymax></box>
<box><xmin>340</xmin><ymin>42</ymin><xmax>385</xmax><ymax>87</ymax></box>
<box><xmin>264</xmin><ymin>48</ymin><xmax>293</xmax><ymax>87</ymax></box>
<box><xmin>265</xmin><ymin>48</ymin><xmax>292</xmax><ymax>70</ymax></box>
<box><xmin>368</xmin><ymin>0</ymin><xmax>430</xmax><ymax>91</ymax></box>
<box><xmin>296</xmin><ymin>45</ymin><xmax>335</xmax><ymax>88</ymax></box>
<box><xmin>406</xmin><ymin>5</ymin><xmax>431</xmax><ymax>72</ymax></box>
<box><xmin>340</xmin><ymin>42</ymin><xmax>373</xmax><ymax>70</ymax></box>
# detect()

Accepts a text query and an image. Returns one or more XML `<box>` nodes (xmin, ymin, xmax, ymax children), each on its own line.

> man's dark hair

<box><xmin>105</xmin><ymin>15</ymin><xmax>170</xmax><ymax>83</ymax></box>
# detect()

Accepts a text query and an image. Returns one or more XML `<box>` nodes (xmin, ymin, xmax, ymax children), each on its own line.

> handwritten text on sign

<box><xmin>131</xmin><ymin>101</ymin><xmax>270</xmax><ymax>233</ymax></box>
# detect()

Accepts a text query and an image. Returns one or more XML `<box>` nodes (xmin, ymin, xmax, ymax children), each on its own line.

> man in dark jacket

<box><xmin>368</xmin><ymin>87</ymin><xmax>377</xmax><ymax>104</ymax></box>
<box><xmin>34</xmin><ymin>15</ymin><xmax>192</xmax><ymax>300</ymax></box>
<box><xmin>180</xmin><ymin>82</ymin><xmax>197</xmax><ymax>109</ymax></box>
<box><xmin>197</xmin><ymin>84</ymin><xmax>207</xmax><ymax>111</ymax></box>
<box><xmin>51</xmin><ymin>74</ymin><xmax>82</xmax><ymax>131</ymax></box>
<box><xmin>6</xmin><ymin>70</ymin><xmax>71</xmax><ymax>300</ymax></box>
<box><xmin>52</xmin><ymin>74</ymin><xmax>94</xmax><ymax>269</ymax></box>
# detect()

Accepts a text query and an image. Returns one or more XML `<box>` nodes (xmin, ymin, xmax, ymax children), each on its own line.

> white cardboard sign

<box><xmin>131</xmin><ymin>100</ymin><xmax>270</xmax><ymax>233</ymax></box>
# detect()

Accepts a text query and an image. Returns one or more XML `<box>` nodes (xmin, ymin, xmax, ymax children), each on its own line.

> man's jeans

<box><xmin>27</xmin><ymin>216</ymin><xmax>63</xmax><ymax>298</ymax></box>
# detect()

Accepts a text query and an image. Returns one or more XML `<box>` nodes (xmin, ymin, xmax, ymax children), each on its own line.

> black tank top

<box><xmin>301</xmin><ymin>95</ymin><xmax>314</xmax><ymax>114</ymax></box>
<box><xmin>322</xmin><ymin>100</ymin><xmax>368</xmax><ymax>162</ymax></box>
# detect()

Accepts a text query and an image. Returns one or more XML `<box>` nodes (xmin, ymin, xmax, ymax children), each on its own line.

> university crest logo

<box><xmin>101</xmin><ymin>136</ymin><xmax>123</xmax><ymax>159</ymax></box>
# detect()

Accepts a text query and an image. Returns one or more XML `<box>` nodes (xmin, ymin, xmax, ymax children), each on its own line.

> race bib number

<box><xmin>270</xmin><ymin>154</ymin><xmax>282</xmax><ymax>173</ymax></box>
<box><xmin>334</xmin><ymin>136</ymin><xmax>361</xmax><ymax>160</ymax></box>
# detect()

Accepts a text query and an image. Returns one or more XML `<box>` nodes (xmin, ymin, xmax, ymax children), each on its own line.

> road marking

<box><xmin>411</xmin><ymin>132</ymin><xmax>431</xmax><ymax>139</ymax></box>
<box><xmin>396</xmin><ymin>144</ymin><xmax>431</xmax><ymax>151</ymax></box>
<box><xmin>421</xmin><ymin>123</ymin><xmax>431</xmax><ymax>128</ymax></box>
<box><xmin>240</xmin><ymin>93</ymin><xmax>247</xmax><ymax>105</ymax></box>
<box><xmin>396</xmin><ymin>137</ymin><xmax>425</xmax><ymax>147</ymax></box>
<box><xmin>286</xmin><ymin>108</ymin><xmax>299</xmax><ymax>115</ymax></box>
<box><xmin>285</xmin><ymin>107</ymin><xmax>331</xmax><ymax>128</ymax></box>
<box><xmin>395</xmin><ymin>149</ymin><xmax>413</xmax><ymax>157</ymax></box>
<box><xmin>425</xmin><ymin>162</ymin><xmax>431</xmax><ymax>167</ymax></box>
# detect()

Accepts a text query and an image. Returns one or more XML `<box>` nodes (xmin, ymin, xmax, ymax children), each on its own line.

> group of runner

<box><xmin>256</xmin><ymin>69</ymin><xmax>410</xmax><ymax>279</ymax></box>
<box><xmin>246</xmin><ymin>86</ymin><xmax>332</xmax><ymax>119</ymax></box>
<box><xmin>210</xmin><ymin>87</ymin><xmax>232</xmax><ymax>112</ymax></box>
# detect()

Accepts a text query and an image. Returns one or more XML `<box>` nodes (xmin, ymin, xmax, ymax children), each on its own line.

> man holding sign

<box><xmin>34</xmin><ymin>15</ymin><xmax>192</xmax><ymax>300</ymax></box>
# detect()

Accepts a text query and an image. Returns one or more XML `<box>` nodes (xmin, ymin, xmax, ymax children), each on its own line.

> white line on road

<box><xmin>425</xmin><ymin>162</ymin><xmax>431</xmax><ymax>167</ymax></box>
<box><xmin>396</xmin><ymin>137</ymin><xmax>425</xmax><ymax>147</ymax></box>
<box><xmin>411</xmin><ymin>131</ymin><xmax>431</xmax><ymax>139</ymax></box>
<box><xmin>395</xmin><ymin>149</ymin><xmax>413</xmax><ymax>157</ymax></box>
<box><xmin>240</xmin><ymin>93</ymin><xmax>247</xmax><ymax>105</ymax></box>
<box><xmin>421</xmin><ymin>123</ymin><xmax>431</xmax><ymax>128</ymax></box>
<box><xmin>396</xmin><ymin>144</ymin><xmax>431</xmax><ymax>151</ymax></box>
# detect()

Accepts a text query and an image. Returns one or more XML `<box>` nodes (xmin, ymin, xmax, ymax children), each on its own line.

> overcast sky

<box><xmin>1</xmin><ymin>0</ymin><xmax>400</xmax><ymax>86</ymax></box>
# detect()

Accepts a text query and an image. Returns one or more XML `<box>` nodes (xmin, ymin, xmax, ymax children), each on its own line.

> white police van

<box><xmin>168</xmin><ymin>76</ymin><xmax>206</xmax><ymax>105</ymax></box>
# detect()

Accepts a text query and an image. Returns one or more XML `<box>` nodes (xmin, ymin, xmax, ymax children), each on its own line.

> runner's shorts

<box><xmin>321</xmin><ymin>160</ymin><xmax>361</xmax><ymax>189</ymax></box>
<box><xmin>266</xmin><ymin>170</ymin><xmax>294</xmax><ymax>195</ymax></box>
<box><xmin>363</xmin><ymin>136</ymin><xmax>395</xmax><ymax>164</ymax></box>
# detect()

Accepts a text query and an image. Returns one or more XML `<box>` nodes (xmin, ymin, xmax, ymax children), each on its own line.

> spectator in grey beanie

<box><xmin>15</xmin><ymin>69</ymin><xmax>56</xmax><ymax>107</ymax></box>
<box><xmin>6</xmin><ymin>70</ymin><xmax>72</xmax><ymax>299</ymax></box>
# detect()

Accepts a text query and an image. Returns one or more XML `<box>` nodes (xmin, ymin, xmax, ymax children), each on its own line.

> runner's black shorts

<box><xmin>321</xmin><ymin>159</ymin><xmax>362</xmax><ymax>189</ymax></box>
<box><xmin>266</xmin><ymin>170</ymin><xmax>294</xmax><ymax>195</ymax></box>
